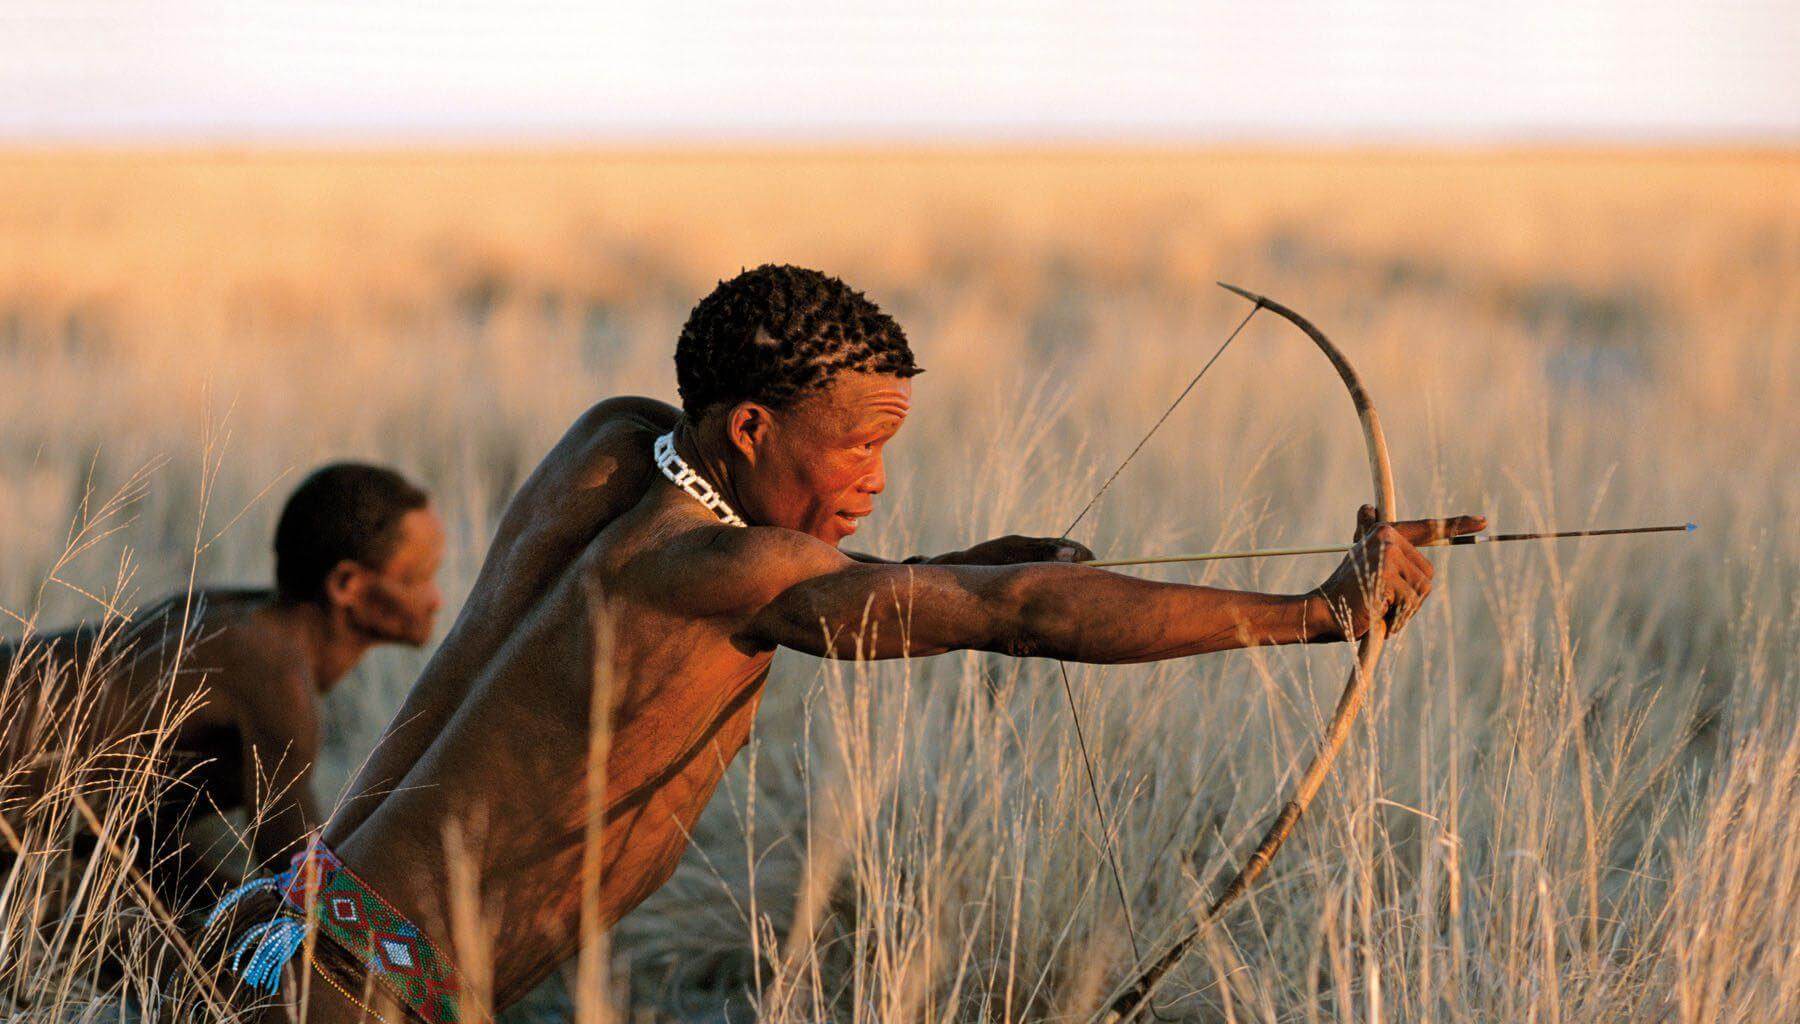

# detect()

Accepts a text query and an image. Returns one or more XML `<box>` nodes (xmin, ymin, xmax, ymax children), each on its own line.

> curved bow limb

<box><xmin>1103</xmin><ymin>284</ymin><xmax>1398</xmax><ymax>1022</ymax></box>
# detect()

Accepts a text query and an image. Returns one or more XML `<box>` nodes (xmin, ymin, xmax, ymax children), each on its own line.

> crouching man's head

<box><xmin>676</xmin><ymin>264</ymin><xmax>922</xmax><ymax>545</ymax></box>
<box><xmin>273</xmin><ymin>463</ymin><xmax>445</xmax><ymax>650</ymax></box>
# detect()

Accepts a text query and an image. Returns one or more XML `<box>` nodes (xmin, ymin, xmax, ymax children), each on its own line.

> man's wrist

<box><xmin>1296</xmin><ymin>588</ymin><xmax>1336</xmax><ymax>642</ymax></box>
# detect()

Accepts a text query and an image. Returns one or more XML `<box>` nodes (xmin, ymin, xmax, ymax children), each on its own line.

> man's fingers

<box><xmin>1390</xmin><ymin>519</ymin><xmax>1440</xmax><ymax>545</ymax></box>
<box><xmin>1384</xmin><ymin>575</ymin><xmax>1424</xmax><ymax>633</ymax></box>
<box><xmin>1398</xmin><ymin>536</ymin><xmax>1434</xmax><ymax>583</ymax></box>
<box><xmin>1333</xmin><ymin>511</ymin><xmax>1456</xmax><ymax>639</ymax></box>
<box><xmin>1351</xmin><ymin>509</ymin><xmax>1488</xmax><ymax>550</ymax></box>
<box><xmin>1057</xmin><ymin>540</ymin><xmax>1095</xmax><ymax>563</ymax></box>
<box><xmin>1350</xmin><ymin>522</ymin><xmax>1398</xmax><ymax>577</ymax></box>
<box><xmin>1389</xmin><ymin>545</ymin><xmax>1431</xmax><ymax>598</ymax></box>
<box><xmin>1393</xmin><ymin>513</ymin><xmax>1489</xmax><ymax>545</ymax></box>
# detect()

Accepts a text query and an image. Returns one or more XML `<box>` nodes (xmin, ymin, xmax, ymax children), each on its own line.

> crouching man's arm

<box><xmin>235</xmin><ymin>676</ymin><xmax>325</xmax><ymax>867</ymax></box>
<box><xmin>844</xmin><ymin>534</ymin><xmax>1094</xmax><ymax>567</ymax></box>
<box><xmin>756</xmin><ymin>558</ymin><xmax>1319</xmax><ymax>663</ymax></box>
<box><xmin>736</xmin><ymin>510</ymin><xmax>1482</xmax><ymax>663</ymax></box>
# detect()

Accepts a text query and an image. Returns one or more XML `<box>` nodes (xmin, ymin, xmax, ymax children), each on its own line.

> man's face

<box><xmin>341</xmin><ymin>506</ymin><xmax>447</xmax><ymax>647</ymax></box>
<box><xmin>736</xmin><ymin>372</ymin><xmax>912</xmax><ymax>545</ymax></box>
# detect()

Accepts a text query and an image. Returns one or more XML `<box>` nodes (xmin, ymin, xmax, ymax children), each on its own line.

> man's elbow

<box><xmin>746</xmin><ymin>597</ymin><xmax>841</xmax><ymax>658</ymax></box>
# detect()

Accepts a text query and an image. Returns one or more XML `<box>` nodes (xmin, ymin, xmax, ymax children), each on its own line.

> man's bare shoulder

<box><xmin>551</xmin><ymin>397</ymin><xmax>680</xmax><ymax>478</ymax></box>
<box><xmin>596</xmin><ymin>516</ymin><xmax>851</xmax><ymax>622</ymax></box>
<box><xmin>702</xmin><ymin>525</ymin><xmax>851</xmax><ymax>589</ymax></box>
<box><xmin>570</xmin><ymin>395</ymin><xmax>681</xmax><ymax>432</ymax></box>
<box><xmin>505</xmin><ymin>397</ymin><xmax>678</xmax><ymax>529</ymax></box>
<box><xmin>474</xmin><ymin>397</ymin><xmax>680</xmax><ymax>584</ymax></box>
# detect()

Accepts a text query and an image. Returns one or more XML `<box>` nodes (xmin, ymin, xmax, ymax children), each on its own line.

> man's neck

<box><xmin>266</xmin><ymin>598</ymin><xmax>375</xmax><ymax>693</ymax></box>
<box><xmin>674</xmin><ymin>419</ymin><xmax>755</xmax><ymax>526</ymax></box>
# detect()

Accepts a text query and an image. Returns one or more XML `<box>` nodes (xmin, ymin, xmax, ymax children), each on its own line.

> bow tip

<box><xmin>1216</xmin><ymin>281</ymin><xmax>1266</xmax><ymax>305</ymax></box>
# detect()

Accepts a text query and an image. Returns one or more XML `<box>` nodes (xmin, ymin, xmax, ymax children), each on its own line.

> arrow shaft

<box><xmin>1084</xmin><ymin>523</ymin><xmax>1694</xmax><ymax>569</ymax></box>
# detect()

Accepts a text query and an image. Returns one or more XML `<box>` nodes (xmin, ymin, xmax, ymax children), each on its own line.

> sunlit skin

<box><xmin>710</xmin><ymin>374</ymin><xmax>911</xmax><ymax>543</ymax></box>
<box><xmin>287</xmin><ymin>375</ymin><xmax>1481</xmax><ymax>1021</ymax></box>
<box><xmin>0</xmin><ymin>506</ymin><xmax>445</xmax><ymax>909</ymax></box>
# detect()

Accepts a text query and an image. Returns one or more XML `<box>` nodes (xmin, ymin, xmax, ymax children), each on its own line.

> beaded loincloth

<box><xmin>206</xmin><ymin>839</ymin><xmax>466</xmax><ymax>1023</ymax></box>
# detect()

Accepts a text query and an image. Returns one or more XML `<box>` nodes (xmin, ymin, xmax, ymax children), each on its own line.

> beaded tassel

<box><xmin>228</xmin><ymin>916</ymin><xmax>311</xmax><ymax>992</ymax></box>
<box><xmin>204</xmin><ymin>875</ymin><xmax>280</xmax><ymax>929</ymax></box>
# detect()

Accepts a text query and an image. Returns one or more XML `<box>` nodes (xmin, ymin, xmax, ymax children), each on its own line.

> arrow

<box><xmin>1084</xmin><ymin>522</ymin><xmax>1696</xmax><ymax>569</ymax></box>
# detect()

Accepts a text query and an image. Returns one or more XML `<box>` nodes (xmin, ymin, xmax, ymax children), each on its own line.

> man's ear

<box><xmin>725</xmin><ymin>402</ymin><xmax>775</xmax><ymax>464</ymax></box>
<box><xmin>323</xmin><ymin>559</ymin><xmax>367</xmax><ymax>612</ymax></box>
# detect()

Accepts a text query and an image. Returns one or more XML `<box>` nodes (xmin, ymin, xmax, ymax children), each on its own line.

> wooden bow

<box><xmin>1073</xmin><ymin>284</ymin><xmax>1397</xmax><ymax>1022</ymax></box>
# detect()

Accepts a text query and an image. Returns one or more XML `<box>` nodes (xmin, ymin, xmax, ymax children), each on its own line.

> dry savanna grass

<box><xmin>0</xmin><ymin>150</ymin><xmax>1795</xmax><ymax>1021</ymax></box>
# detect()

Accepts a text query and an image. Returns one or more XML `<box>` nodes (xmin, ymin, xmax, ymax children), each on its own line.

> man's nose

<box><xmin>861</xmin><ymin>459</ymin><xmax>886</xmax><ymax>494</ymax></box>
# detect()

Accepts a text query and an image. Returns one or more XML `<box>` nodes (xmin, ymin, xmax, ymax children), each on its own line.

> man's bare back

<box><xmin>317</xmin><ymin>400</ymin><xmax>685</xmax><ymax>1000</ymax></box>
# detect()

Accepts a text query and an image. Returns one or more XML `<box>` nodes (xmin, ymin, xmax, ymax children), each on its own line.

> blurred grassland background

<box><xmin>0</xmin><ymin>149</ymin><xmax>1796</xmax><ymax>1020</ymax></box>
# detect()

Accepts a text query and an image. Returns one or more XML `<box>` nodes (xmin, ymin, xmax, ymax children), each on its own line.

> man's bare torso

<box><xmin>3</xmin><ymin>589</ymin><xmax>320</xmax><ymax>901</ymax></box>
<box><xmin>295</xmin><ymin>386</ymin><xmax>1472</xmax><ymax>1018</ymax></box>
<box><xmin>325</xmin><ymin>398</ymin><xmax>776</xmax><ymax>1004</ymax></box>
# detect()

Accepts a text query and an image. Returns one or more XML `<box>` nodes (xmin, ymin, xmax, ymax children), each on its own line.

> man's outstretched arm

<box><xmin>843</xmin><ymin>534</ymin><xmax>1094</xmax><ymax>567</ymax></box>
<box><xmin>738</xmin><ymin>512</ymin><xmax>1482</xmax><ymax>664</ymax></box>
<box><xmin>754</xmin><ymin>558</ymin><xmax>1319</xmax><ymax>663</ymax></box>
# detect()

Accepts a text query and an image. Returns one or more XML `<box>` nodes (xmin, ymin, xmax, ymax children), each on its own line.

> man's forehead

<box><xmin>393</xmin><ymin>506</ymin><xmax>446</xmax><ymax>556</ymax></box>
<box><xmin>811</xmin><ymin>372</ymin><xmax>912</xmax><ymax>416</ymax></box>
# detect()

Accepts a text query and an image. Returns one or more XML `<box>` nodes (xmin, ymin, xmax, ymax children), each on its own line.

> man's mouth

<box><xmin>835</xmin><ymin>510</ymin><xmax>869</xmax><ymax>533</ymax></box>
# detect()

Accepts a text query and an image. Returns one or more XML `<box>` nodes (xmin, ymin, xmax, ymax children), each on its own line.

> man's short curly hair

<box><xmin>274</xmin><ymin>463</ymin><xmax>430</xmax><ymax>605</ymax></box>
<box><xmin>675</xmin><ymin>264</ymin><xmax>921</xmax><ymax>417</ymax></box>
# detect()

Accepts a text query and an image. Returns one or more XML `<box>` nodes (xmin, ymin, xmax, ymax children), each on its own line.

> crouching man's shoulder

<box><xmin>595</xmin><ymin>524</ymin><xmax>853</xmax><ymax>622</ymax></box>
<box><xmin>525</xmin><ymin>397</ymin><xmax>682</xmax><ymax>507</ymax></box>
<box><xmin>568</xmin><ymin>396</ymin><xmax>681</xmax><ymax>441</ymax></box>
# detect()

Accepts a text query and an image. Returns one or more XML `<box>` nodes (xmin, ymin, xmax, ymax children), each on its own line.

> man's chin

<box><xmin>377</xmin><ymin>626</ymin><xmax>435</xmax><ymax>648</ymax></box>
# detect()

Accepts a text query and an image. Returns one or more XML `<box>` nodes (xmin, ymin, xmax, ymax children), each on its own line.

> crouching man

<box><xmin>2</xmin><ymin>463</ymin><xmax>444</xmax><ymax>913</ymax></box>
<box><xmin>207</xmin><ymin>266</ymin><xmax>1481</xmax><ymax>1022</ymax></box>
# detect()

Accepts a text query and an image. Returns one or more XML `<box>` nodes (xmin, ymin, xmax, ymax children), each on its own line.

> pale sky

<box><xmin>3</xmin><ymin>1</ymin><xmax>1796</xmax><ymax>143</ymax></box>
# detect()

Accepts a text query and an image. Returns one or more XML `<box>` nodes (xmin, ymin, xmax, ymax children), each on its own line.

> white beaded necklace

<box><xmin>654</xmin><ymin>431</ymin><xmax>748</xmax><ymax>528</ymax></box>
